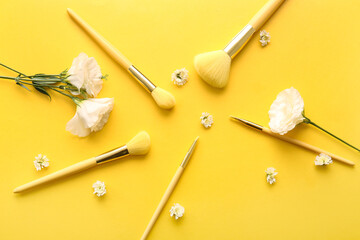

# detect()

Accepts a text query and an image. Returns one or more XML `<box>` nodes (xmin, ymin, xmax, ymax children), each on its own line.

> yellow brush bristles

<box><xmin>151</xmin><ymin>87</ymin><xmax>176</xmax><ymax>109</ymax></box>
<box><xmin>194</xmin><ymin>50</ymin><xmax>231</xmax><ymax>88</ymax></box>
<box><xmin>127</xmin><ymin>131</ymin><xmax>151</xmax><ymax>155</ymax></box>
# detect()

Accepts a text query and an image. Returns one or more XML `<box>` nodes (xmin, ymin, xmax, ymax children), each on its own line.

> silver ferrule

<box><xmin>239</xmin><ymin>119</ymin><xmax>263</xmax><ymax>131</ymax></box>
<box><xmin>128</xmin><ymin>65</ymin><xmax>156</xmax><ymax>93</ymax></box>
<box><xmin>230</xmin><ymin>116</ymin><xmax>263</xmax><ymax>131</ymax></box>
<box><xmin>223</xmin><ymin>24</ymin><xmax>255</xmax><ymax>59</ymax></box>
<box><xmin>95</xmin><ymin>145</ymin><xmax>130</xmax><ymax>165</ymax></box>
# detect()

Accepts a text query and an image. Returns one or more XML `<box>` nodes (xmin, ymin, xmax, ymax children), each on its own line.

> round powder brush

<box><xmin>194</xmin><ymin>0</ymin><xmax>286</xmax><ymax>88</ymax></box>
<box><xmin>13</xmin><ymin>131</ymin><xmax>151</xmax><ymax>193</ymax></box>
<box><xmin>67</xmin><ymin>8</ymin><xmax>175</xmax><ymax>109</ymax></box>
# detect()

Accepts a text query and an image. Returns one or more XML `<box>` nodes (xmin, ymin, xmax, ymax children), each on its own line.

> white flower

<box><xmin>170</xmin><ymin>203</ymin><xmax>185</xmax><ymax>220</ymax></box>
<box><xmin>171</xmin><ymin>68</ymin><xmax>189</xmax><ymax>86</ymax></box>
<box><xmin>315</xmin><ymin>153</ymin><xmax>333</xmax><ymax>166</ymax></box>
<box><xmin>268</xmin><ymin>87</ymin><xmax>305</xmax><ymax>135</ymax></box>
<box><xmin>260</xmin><ymin>30</ymin><xmax>271</xmax><ymax>46</ymax></box>
<box><xmin>265</xmin><ymin>167</ymin><xmax>277</xmax><ymax>184</ymax></box>
<box><xmin>34</xmin><ymin>154</ymin><xmax>49</xmax><ymax>171</ymax></box>
<box><xmin>67</xmin><ymin>53</ymin><xmax>103</xmax><ymax>97</ymax></box>
<box><xmin>92</xmin><ymin>180</ymin><xmax>106</xmax><ymax>197</ymax></box>
<box><xmin>66</xmin><ymin>98</ymin><xmax>114</xmax><ymax>137</ymax></box>
<box><xmin>200</xmin><ymin>112</ymin><xmax>214</xmax><ymax>128</ymax></box>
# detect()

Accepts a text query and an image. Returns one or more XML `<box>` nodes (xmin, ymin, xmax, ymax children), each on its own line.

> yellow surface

<box><xmin>1</xmin><ymin>0</ymin><xmax>360</xmax><ymax>239</ymax></box>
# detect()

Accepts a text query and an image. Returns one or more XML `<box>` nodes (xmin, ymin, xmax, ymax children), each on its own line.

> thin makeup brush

<box><xmin>140</xmin><ymin>136</ymin><xmax>199</xmax><ymax>240</ymax></box>
<box><xmin>230</xmin><ymin>116</ymin><xmax>355</xmax><ymax>166</ymax></box>
<box><xmin>67</xmin><ymin>8</ymin><xmax>175</xmax><ymax>110</ymax></box>
<box><xmin>13</xmin><ymin>131</ymin><xmax>151</xmax><ymax>193</ymax></box>
<box><xmin>194</xmin><ymin>0</ymin><xmax>286</xmax><ymax>88</ymax></box>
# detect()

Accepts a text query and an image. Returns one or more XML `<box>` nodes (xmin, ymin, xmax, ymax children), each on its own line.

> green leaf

<box><xmin>34</xmin><ymin>86</ymin><xmax>51</xmax><ymax>100</ymax></box>
<box><xmin>16</xmin><ymin>82</ymin><xmax>31</xmax><ymax>91</ymax></box>
<box><xmin>101</xmin><ymin>74</ymin><xmax>109</xmax><ymax>80</ymax></box>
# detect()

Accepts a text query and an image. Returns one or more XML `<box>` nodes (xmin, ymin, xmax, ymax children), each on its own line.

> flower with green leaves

<box><xmin>0</xmin><ymin>53</ymin><xmax>114</xmax><ymax>137</ymax></box>
<box><xmin>269</xmin><ymin>87</ymin><xmax>360</xmax><ymax>152</ymax></box>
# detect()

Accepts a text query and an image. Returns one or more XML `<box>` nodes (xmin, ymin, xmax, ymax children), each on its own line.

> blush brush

<box><xmin>194</xmin><ymin>0</ymin><xmax>286</xmax><ymax>88</ymax></box>
<box><xmin>13</xmin><ymin>131</ymin><xmax>151</xmax><ymax>193</ymax></box>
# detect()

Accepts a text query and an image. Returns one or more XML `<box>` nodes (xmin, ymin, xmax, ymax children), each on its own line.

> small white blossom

<box><xmin>265</xmin><ymin>167</ymin><xmax>277</xmax><ymax>184</ymax></box>
<box><xmin>92</xmin><ymin>181</ymin><xmax>106</xmax><ymax>197</ymax></box>
<box><xmin>200</xmin><ymin>112</ymin><xmax>214</xmax><ymax>128</ymax></box>
<box><xmin>260</xmin><ymin>30</ymin><xmax>271</xmax><ymax>47</ymax></box>
<box><xmin>171</xmin><ymin>68</ymin><xmax>189</xmax><ymax>86</ymax></box>
<box><xmin>34</xmin><ymin>154</ymin><xmax>49</xmax><ymax>171</ymax></box>
<box><xmin>170</xmin><ymin>203</ymin><xmax>185</xmax><ymax>220</ymax></box>
<box><xmin>315</xmin><ymin>153</ymin><xmax>332</xmax><ymax>166</ymax></box>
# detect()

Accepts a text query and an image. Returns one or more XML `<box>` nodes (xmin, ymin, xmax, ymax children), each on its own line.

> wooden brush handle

<box><xmin>141</xmin><ymin>167</ymin><xmax>184</xmax><ymax>240</ymax></box>
<box><xmin>67</xmin><ymin>8</ymin><xmax>132</xmax><ymax>69</ymax></box>
<box><xmin>13</xmin><ymin>158</ymin><xmax>97</xmax><ymax>193</ymax></box>
<box><xmin>262</xmin><ymin>128</ymin><xmax>355</xmax><ymax>166</ymax></box>
<box><xmin>249</xmin><ymin>0</ymin><xmax>286</xmax><ymax>31</ymax></box>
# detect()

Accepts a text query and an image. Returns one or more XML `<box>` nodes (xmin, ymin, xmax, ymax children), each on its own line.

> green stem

<box><xmin>0</xmin><ymin>75</ymin><xmax>63</xmax><ymax>83</ymax></box>
<box><xmin>0</xmin><ymin>76</ymin><xmax>18</xmax><ymax>81</ymax></box>
<box><xmin>0</xmin><ymin>63</ymin><xmax>28</xmax><ymax>77</ymax></box>
<box><xmin>304</xmin><ymin>116</ymin><xmax>360</xmax><ymax>152</ymax></box>
<box><xmin>47</xmin><ymin>85</ymin><xmax>77</xmax><ymax>91</ymax></box>
<box><xmin>0</xmin><ymin>75</ymin><xmax>78</xmax><ymax>94</ymax></box>
<box><xmin>30</xmin><ymin>74</ymin><xmax>61</xmax><ymax>77</ymax></box>
<box><xmin>31</xmin><ymin>78</ymin><xmax>63</xmax><ymax>82</ymax></box>
<box><xmin>51</xmin><ymin>88</ymin><xmax>77</xmax><ymax>100</ymax></box>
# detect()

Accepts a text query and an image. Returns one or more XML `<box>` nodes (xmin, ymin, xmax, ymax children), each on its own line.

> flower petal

<box><xmin>66</xmin><ymin>112</ymin><xmax>91</xmax><ymax>137</ymax></box>
<box><xmin>269</xmin><ymin>87</ymin><xmax>305</xmax><ymax>135</ymax></box>
<box><xmin>84</xmin><ymin>57</ymin><xmax>103</xmax><ymax>97</ymax></box>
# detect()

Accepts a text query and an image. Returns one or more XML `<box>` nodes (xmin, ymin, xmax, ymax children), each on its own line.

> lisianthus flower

<box><xmin>315</xmin><ymin>153</ymin><xmax>332</xmax><ymax>166</ymax></box>
<box><xmin>260</xmin><ymin>30</ymin><xmax>271</xmax><ymax>46</ymax></box>
<box><xmin>34</xmin><ymin>154</ymin><xmax>49</xmax><ymax>171</ymax></box>
<box><xmin>92</xmin><ymin>181</ymin><xmax>106</xmax><ymax>197</ymax></box>
<box><xmin>200</xmin><ymin>112</ymin><xmax>214</xmax><ymax>128</ymax></box>
<box><xmin>265</xmin><ymin>167</ymin><xmax>277</xmax><ymax>184</ymax></box>
<box><xmin>170</xmin><ymin>203</ymin><xmax>185</xmax><ymax>220</ymax></box>
<box><xmin>66</xmin><ymin>98</ymin><xmax>114</xmax><ymax>137</ymax></box>
<box><xmin>268</xmin><ymin>87</ymin><xmax>360</xmax><ymax>152</ymax></box>
<box><xmin>171</xmin><ymin>68</ymin><xmax>189</xmax><ymax>86</ymax></box>
<box><xmin>67</xmin><ymin>52</ymin><xmax>103</xmax><ymax>97</ymax></box>
<box><xmin>269</xmin><ymin>87</ymin><xmax>305</xmax><ymax>135</ymax></box>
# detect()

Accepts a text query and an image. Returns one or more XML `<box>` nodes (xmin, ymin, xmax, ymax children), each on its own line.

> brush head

<box><xmin>194</xmin><ymin>50</ymin><xmax>231</xmax><ymax>88</ymax></box>
<box><xmin>127</xmin><ymin>131</ymin><xmax>151</xmax><ymax>155</ymax></box>
<box><xmin>151</xmin><ymin>87</ymin><xmax>176</xmax><ymax>109</ymax></box>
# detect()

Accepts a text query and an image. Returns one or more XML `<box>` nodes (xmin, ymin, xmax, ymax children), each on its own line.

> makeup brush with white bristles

<box><xmin>67</xmin><ymin>8</ymin><xmax>175</xmax><ymax>109</ymax></box>
<box><xmin>194</xmin><ymin>0</ymin><xmax>286</xmax><ymax>88</ymax></box>
<box><xmin>13</xmin><ymin>131</ymin><xmax>151</xmax><ymax>193</ymax></box>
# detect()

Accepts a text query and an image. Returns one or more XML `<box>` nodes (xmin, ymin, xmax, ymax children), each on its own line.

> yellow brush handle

<box><xmin>13</xmin><ymin>158</ymin><xmax>97</xmax><ymax>193</ymax></box>
<box><xmin>262</xmin><ymin>128</ymin><xmax>355</xmax><ymax>166</ymax></box>
<box><xmin>249</xmin><ymin>0</ymin><xmax>286</xmax><ymax>31</ymax></box>
<box><xmin>67</xmin><ymin>8</ymin><xmax>132</xmax><ymax>69</ymax></box>
<box><xmin>141</xmin><ymin>167</ymin><xmax>184</xmax><ymax>240</ymax></box>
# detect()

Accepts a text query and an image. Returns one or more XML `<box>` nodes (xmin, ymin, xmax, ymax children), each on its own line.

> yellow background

<box><xmin>1</xmin><ymin>0</ymin><xmax>360</xmax><ymax>239</ymax></box>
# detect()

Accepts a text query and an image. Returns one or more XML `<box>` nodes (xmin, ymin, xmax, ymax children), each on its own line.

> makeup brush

<box><xmin>230</xmin><ymin>116</ymin><xmax>355</xmax><ymax>166</ymax></box>
<box><xmin>194</xmin><ymin>0</ymin><xmax>286</xmax><ymax>88</ymax></box>
<box><xmin>140</xmin><ymin>136</ymin><xmax>199</xmax><ymax>240</ymax></box>
<box><xmin>67</xmin><ymin>8</ymin><xmax>175</xmax><ymax>109</ymax></box>
<box><xmin>13</xmin><ymin>131</ymin><xmax>151</xmax><ymax>193</ymax></box>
